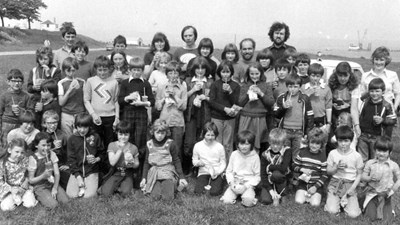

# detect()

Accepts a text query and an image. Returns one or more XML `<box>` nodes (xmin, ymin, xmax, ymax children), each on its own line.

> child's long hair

<box><xmin>216</xmin><ymin>60</ymin><xmax>234</xmax><ymax>80</ymax></box>
<box><xmin>35</xmin><ymin>46</ymin><xmax>54</xmax><ymax>67</ymax></box>
<box><xmin>30</xmin><ymin>132</ymin><xmax>52</xmax><ymax>153</ymax></box>
<box><xmin>328</xmin><ymin>62</ymin><xmax>358</xmax><ymax>91</ymax></box>
<box><xmin>155</xmin><ymin>52</ymin><xmax>171</xmax><ymax>71</ymax></box>
<box><xmin>221</xmin><ymin>43</ymin><xmax>239</xmax><ymax>63</ymax></box>
<box><xmin>237</xmin><ymin>130</ymin><xmax>256</xmax><ymax>151</ymax></box>
<box><xmin>115</xmin><ymin>120</ymin><xmax>131</xmax><ymax>134</ymax></box>
<box><xmin>149</xmin><ymin>119</ymin><xmax>171</xmax><ymax>139</ymax></box>
<box><xmin>0</xmin><ymin>138</ymin><xmax>27</xmax><ymax>159</ymax></box>
<box><xmin>201</xmin><ymin>121</ymin><xmax>219</xmax><ymax>139</ymax></box>
<box><xmin>256</xmin><ymin>51</ymin><xmax>274</xmax><ymax>71</ymax></box>
<box><xmin>111</xmin><ymin>50</ymin><xmax>129</xmax><ymax>74</ymax></box>
<box><xmin>244</xmin><ymin>62</ymin><xmax>265</xmax><ymax>83</ymax></box>
<box><xmin>189</xmin><ymin>56</ymin><xmax>211</xmax><ymax>78</ymax></box>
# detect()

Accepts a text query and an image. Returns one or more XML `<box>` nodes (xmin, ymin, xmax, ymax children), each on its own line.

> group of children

<box><xmin>0</xmin><ymin>25</ymin><xmax>399</xmax><ymax>222</ymax></box>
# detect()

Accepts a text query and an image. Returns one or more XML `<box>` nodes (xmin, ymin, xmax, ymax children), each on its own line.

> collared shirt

<box><xmin>264</xmin><ymin>44</ymin><xmax>296</xmax><ymax>62</ymax></box>
<box><xmin>302</xmin><ymin>82</ymin><xmax>333</xmax><ymax>118</ymax></box>
<box><xmin>191</xmin><ymin>76</ymin><xmax>208</xmax><ymax>83</ymax></box>
<box><xmin>358</xmin><ymin>69</ymin><xmax>400</xmax><ymax>102</ymax></box>
<box><xmin>364</xmin><ymin>158</ymin><xmax>400</xmax><ymax>193</ymax></box>
<box><xmin>53</xmin><ymin>46</ymin><xmax>74</xmax><ymax>68</ymax></box>
<box><xmin>128</xmin><ymin>76</ymin><xmax>145</xmax><ymax>83</ymax></box>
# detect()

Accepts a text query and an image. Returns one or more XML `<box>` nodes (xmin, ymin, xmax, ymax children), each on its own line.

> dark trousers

<box><xmin>194</xmin><ymin>175</ymin><xmax>225</xmax><ymax>196</ymax></box>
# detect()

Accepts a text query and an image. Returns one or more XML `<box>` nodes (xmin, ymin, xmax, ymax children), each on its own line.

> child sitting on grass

<box><xmin>28</xmin><ymin>132</ymin><xmax>69</xmax><ymax>208</ymax></box>
<box><xmin>192</xmin><ymin>122</ymin><xmax>226</xmax><ymax>196</ymax></box>
<box><xmin>7</xmin><ymin>110</ymin><xmax>40</xmax><ymax>146</ymax></box>
<box><xmin>293</xmin><ymin>127</ymin><xmax>328</xmax><ymax>207</ymax></box>
<box><xmin>259</xmin><ymin>128</ymin><xmax>291</xmax><ymax>206</ymax></box>
<box><xmin>325</xmin><ymin>125</ymin><xmax>363</xmax><ymax>218</ymax></box>
<box><xmin>140</xmin><ymin>119</ymin><xmax>188</xmax><ymax>201</ymax></box>
<box><xmin>101</xmin><ymin>121</ymin><xmax>139</xmax><ymax>197</ymax></box>
<box><xmin>0</xmin><ymin>138</ymin><xmax>37</xmax><ymax>211</ymax></box>
<box><xmin>361</xmin><ymin>136</ymin><xmax>400</xmax><ymax>222</ymax></box>
<box><xmin>220</xmin><ymin>130</ymin><xmax>260</xmax><ymax>207</ymax></box>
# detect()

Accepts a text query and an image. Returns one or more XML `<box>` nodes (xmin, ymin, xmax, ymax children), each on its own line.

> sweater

<box><xmin>0</xmin><ymin>89</ymin><xmax>30</xmax><ymax>124</ymax></box>
<box><xmin>293</xmin><ymin>147</ymin><xmax>328</xmax><ymax>188</ymax></box>
<box><xmin>260</xmin><ymin>146</ymin><xmax>292</xmax><ymax>190</ymax></box>
<box><xmin>238</xmin><ymin>81</ymin><xmax>274</xmax><ymax>117</ymax></box>
<box><xmin>84</xmin><ymin>76</ymin><xmax>119</xmax><ymax>117</ymax></box>
<box><xmin>58</xmin><ymin>77</ymin><xmax>86</xmax><ymax>115</ymax></box>
<box><xmin>192</xmin><ymin>140</ymin><xmax>226</xmax><ymax>177</ymax></box>
<box><xmin>118</xmin><ymin>77</ymin><xmax>155</xmax><ymax>113</ymax></box>
<box><xmin>209</xmin><ymin>79</ymin><xmax>240</xmax><ymax>120</ymax></box>
<box><xmin>225</xmin><ymin>150</ymin><xmax>260</xmax><ymax>188</ymax></box>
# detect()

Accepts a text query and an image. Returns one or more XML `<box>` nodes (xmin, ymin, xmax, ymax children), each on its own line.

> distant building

<box><xmin>126</xmin><ymin>37</ymin><xmax>143</xmax><ymax>46</ymax></box>
<box><xmin>40</xmin><ymin>19</ymin><xmax>58</xmax><ymax>31</ymax></box>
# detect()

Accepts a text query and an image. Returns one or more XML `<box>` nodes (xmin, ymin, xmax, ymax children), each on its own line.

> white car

<box><xmin>310</xmin><ymin>59</ymin><xmax>364</xmax><ymax>83</ymax></box>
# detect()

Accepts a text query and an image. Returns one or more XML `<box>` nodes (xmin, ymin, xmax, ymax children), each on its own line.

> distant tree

<box><xmin>0</xmin><ymin>0</ymin><xmax>24</xmax><ymax>27</ymax></box>
<box><xmin>20</xmin><ymin>0</ymin><xmax>47</xmax><ymax>29</ymax></box>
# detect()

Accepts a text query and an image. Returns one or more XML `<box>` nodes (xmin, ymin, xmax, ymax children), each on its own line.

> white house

<box><xmin>40</xmin><ymin>20</ymin><xmax>58</xmax><ymax>31</ymax></box>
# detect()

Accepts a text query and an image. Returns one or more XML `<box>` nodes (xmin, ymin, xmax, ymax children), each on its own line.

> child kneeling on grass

<box><xmin>140</xmin><ymin>119</ymin><xmax>188</xmax><ymax>201</ymax></box>
<box><xmin>28</xmin><ymin>132</ymin><xmax>69</xmax><ymax>208</ymax></box>
<box><xmin>0</xmin><ymin>139</ymin><xmax>37</xmax><ymax>211</ymax></box>
<box><xmin>293</xmin><ymin>127</ymin><xmax>328</xmax><ymax>207</ymax></box>
<box><xmin>220</xmin><ymin>130</ymin><xmax>260</xmax><ymax>207</ymax></box>
<box><xmin>324</xmin><ymin>125</ymin><xmax>363</xmax><ymax>218</ymax></box>
<box><xmin>361</xmin><ymin>136</ymin><xmax>400</xmax><ymax>222</ymax></box>
<box><xmin>259</xmin><ymin>128</ymin><xmax>291</xmax><ymax>206</ymax></box>
<box><xmin>192</xmin><ymin>122</ymin><xmax>226</xmax><ymax>196</ymax></box>
<box><xmin>100</xmin><ymin>121</ymin><xmax>139</xmax><ymax>197</ymax></box>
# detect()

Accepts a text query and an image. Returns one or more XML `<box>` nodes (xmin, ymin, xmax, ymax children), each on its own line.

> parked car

<box><xmin>106</xmin><ymin>42</ymin><xmax>113</xmax><ymax>51</ymax></box>
<box><xmin>311</xmin><ymin>59</ymin><xmax>364</xmax><ymax>83</ymax></box>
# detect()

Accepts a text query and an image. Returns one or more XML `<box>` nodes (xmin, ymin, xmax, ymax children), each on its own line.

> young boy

<box><xmin>361</xmin><ymin>136</ymin><xmax>400</xmax><ymax>222</ymax></box>
<box><xmin>220</xmin><ymin>130</ymin><xmax>260</xmax><ymax>207</ymax></box>
<box><xmin>58</xmin><ymin>57</ymin><xmax>86</xmax><ymax>137</ymax></box>
<box><xmin>274</xmin><ymin>73</ymin><xmax>314</xmax><ymax>160</ymax></box>
<box><xmin>325</xmin><ymin>125</ymin><xmax>363</xmax><ymax>218</ymax></box>
<box><xmin>357</xmin><ymin>78</ymin><xmax>397</xmax><ymax>162</ymax></box>
<box><xmin>53</xmin><ymin>23</ymin><xmax>76</xmax><ymax>68</ymax></box>
<box><xmin>259</xmin><ymin>128</ymin><xmax>292</xmax><ymax>206</ymax></box>
<box><xmin>301</xmin><ymin>63</ymin><xmax>332</xmax><ymax>131</ymax></box>
<box><xmin>28</xmin><ymin>79</ymin><xmax>60</xmax><ymax>129</ymax></box>
<box><xmin>155</xmin><ymin>61</ymin><xmax>187</xmax><ymax>162</ymax></box>
<box><xmin>294</xmin><ymin>53</ymin><xmax>311</xmax><ymax>84</ymax></box>
<box><xmin>84</xmin><ymin>55</ymin><xmax>119</xmax><ymax>151</ymax></box>
<box><xmin>0</xmin><ymin>69</ymin><xmax>30</xmax><ymax>150</ymax></box>
<box><xmin>42</xmin><ymin>110</ymin><xmax>70</xmax><ymax>190</ymax></box>
<box><xmin>7</xmin><ymin>110</ymin><xmax>39</xmax><ymax>146</ymax></box>
<box><xmin>71</xmin><ymin>40</ymin><xmax>94</xmax><ymax>81</ymax></box>
<box><xmin>272</xmin><ymin>58</ymin><xmax>292</xmax><ymax>99</ymax></box>
<box><xmin>293</xmin><ymin>127</ymin><xmax>328</xmax><ymax>207</ymax></box>
<box><xmin>107</xmin><ymin>35</ymin><xmax>134</xmax><ymax>63</ymax></box>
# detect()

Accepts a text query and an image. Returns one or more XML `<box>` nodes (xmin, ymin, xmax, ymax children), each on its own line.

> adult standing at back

<box><xmin>143</xmin><ymin>32</ymin><xmax>171</xmax><ymax>79</ymax></box>
<box><xmin>173</xmin><ymin>26</ymin><xmax>199</xmax><ymax>75</ymax></box>
<box><xmin>234</xmin><ymin>38</ymin><xmax>256</xmax><ymax>84</ymax></box>
<box><xmin>262</xmin><ymin>22</ymin><xmax>296</xmax><ymax>63</ymax></box>
<box><xmin>53</xmin><ymin>23</ymin><xmax>76</xmax><ymax>68</ymax></box>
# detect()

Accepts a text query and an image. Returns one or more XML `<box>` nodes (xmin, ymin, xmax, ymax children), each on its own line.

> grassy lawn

<box><xmin>0</xmin><ymin>47</ymin><xmax>400</xmax><ymax>224</ymax></box>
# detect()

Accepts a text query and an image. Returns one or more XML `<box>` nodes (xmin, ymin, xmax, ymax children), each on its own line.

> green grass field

<box><xmin>1</xmin><ymin>46</ymin><xmax>400</xmax><ymax>224</ymax></box>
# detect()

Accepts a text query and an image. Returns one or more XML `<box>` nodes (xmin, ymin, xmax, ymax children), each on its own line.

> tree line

<box><xmin>0</xmin><ymin>0</ymin><xmax>47</xmax><ymax>29</ymax></box>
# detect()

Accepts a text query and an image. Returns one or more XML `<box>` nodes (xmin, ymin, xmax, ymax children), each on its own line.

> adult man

<box><xmin>235</xmin><ymin>38</ymin><xmax>256</xmax><ymax>83</ymax></box>
<box><xmin>262</xmin><ymin>22</ymin><xmax>296</xmax><ymax>63</ymax></box>
<box><xmin>173</xmin><ymin>25</ymin><xmax>199</xmax><ymax>73</ymax></box>
<box><xmin>53</xmin><ymin>24</ymin><xmax>76</xmax><ymax>68</ymax></box>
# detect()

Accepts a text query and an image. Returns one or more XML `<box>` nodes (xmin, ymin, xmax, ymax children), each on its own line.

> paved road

<box><xmin>0</xmin><ymin>48</ymin><xmax>105</xmax><ymax>56</ymax></box>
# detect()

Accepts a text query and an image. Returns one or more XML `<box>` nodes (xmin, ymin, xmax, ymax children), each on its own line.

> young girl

<box><xmin>7</xmin><ymin>110</ymin><xmax>40</xmax><ymax>146</ymax></box>
<box><xmin>361</xmin><ymin>136</ymin><xmax>400</xmax><ymax>222</ymax></box>
<box><xmin>188</xmin><ymin>38</ymin><xmax>217</xmax><ymax>80</ymax></box>
<box><xmin>259</xmin><ymin>128</ymin><xmax>291</xmax><ymax>206</ymax></box>
<box><xmin>293</xmin><ymin>128</ymin><xmax>328</xmax><ymax>207</ymax></box>
<box><xmin>183</xmin><ymin>56</ymin><xmax>213</xmax><ymax>174</ymax></box>
<box><xmin>27</xmin><ymin>46</ymin><xmax>61</xmax><ymax>97</ymax></box>
<box><xmin>100</xmin><ymin>121</ymin><xmax>139</xmax><ymax>197</ymax></box>
<box><xmin>155</xmin><ymin>61</ymin><xmax>187</xmax><ymax>164</ymax></box>
<box><xmin>111</xmin><ymin>50</ymin><xmax>130</xmax><ymax>83</ymax></box>
<box><xmin>192</xmin><ymin>122</ymin><xmax>226</xmax><ymax>196</ymax></box>
<box><xmin>148</xmin><ymin>52</ymin><xmax>171</xmax><ymax>95</ymax></box>
<box><xmin>238</xmin><ymin>62</ymin><xmax>274</xmax><ymax>151</ymax></box>
<box><xmin>0</xmin><ymin>138</ymin><xmax>37</xmax><ymax>211</ymax></box>
<box><xmin>140</xmin><ymin>119</ymin><xmax>188</xmax><ymax>200</ymax></box>
<box><xmin>28</xmin><ymin>132</ymin><xmax>69</xmax><ymax>208</ymax></box>
<box><xmin>221</xmin><ymin>43</ymin><xmax>246</xmax><ymax>84</ymax></box>
<box><xmin>208</xmin><ymin>61</ymin><xmax>241</xmax><ymax>158</ymax></box>
<box><xmin>220</xmin><ymin>130</ymin><xmax>260</xmax><ymax>207</ymax></box>
<box><xmin>256</xmin><ymin>51</ymin><xmax>275</xmax><ymax>83</ymax></box>
<box><xmin>66</xmin><ymin>113</ymin><xmax>105</xmax><ymax>198</ymax></box>
<box><xmin>328</xmin><ymin>62</ymin><xmax>359</xmax><ymax>126</ymax></box>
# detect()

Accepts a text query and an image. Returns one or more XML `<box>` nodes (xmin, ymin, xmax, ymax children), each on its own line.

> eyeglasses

<box><xmin>10</xmin><ymin>80</ymin><xmax>23</xmax><ymax>83</ymax></box>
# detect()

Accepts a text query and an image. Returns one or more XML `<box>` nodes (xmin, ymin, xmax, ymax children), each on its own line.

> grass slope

<box><xmin>0</xmin><ymin>27</ymin><xmax>104</xmax><ymax>51</ymax></box>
